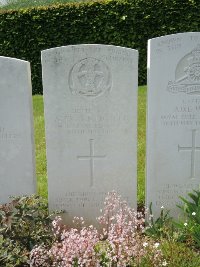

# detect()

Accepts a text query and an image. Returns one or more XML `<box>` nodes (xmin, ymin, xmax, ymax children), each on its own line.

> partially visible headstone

<box><xmin>146</xmin><ymin>32</ymin><xmax>200</xmax><ymax>218</ymax></box>
<box><xmin>42</xmin><ymin>44</ymin><xmax>138</xmax><ymax>226</ymax></box>
<box><xmin>0</xmin><ymin>56</ymin><xmax>36</xmax><ymax>203</ymax></box>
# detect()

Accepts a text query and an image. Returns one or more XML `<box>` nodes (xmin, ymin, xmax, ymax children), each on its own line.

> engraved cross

<box><xmin>77</xmin><ymin>139</ymin><xmax>106</xmax><ymax>187</ymax></box>
<box><xmin>178</xmin><ymin>129</ymin><xmax>200</xmax><ymax>179</ymax></box>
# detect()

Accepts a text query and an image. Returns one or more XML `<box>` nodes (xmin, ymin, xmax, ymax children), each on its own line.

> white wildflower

<box><xmin>154</xmin><ymin>242</ymin><xmax>160</xmax><ymax>248</ymax></box>
<box><xmin>143</xmin><ymin>242</ymin><xmax>148</xmax><ymax>247</ymax></box>
<box><xmin>162</xmin><ymin>260</ymin><xmax>167</xmax><ymax>266</ymax></box>
<box><xmin>121</xmin><ymin>15</ymin><xmax>127</xmax><ymax>20</ymax></box>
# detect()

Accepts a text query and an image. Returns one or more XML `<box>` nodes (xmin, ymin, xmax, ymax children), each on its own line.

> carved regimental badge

<box><xmin>167</xmin><ymin>45</ymin><xmax>200</xmax><ymax>95</ymax></box>
<box><xmin>69</xmin><ymin>58</ymin><xmax>112</xmax><ymax>97</ymax></box>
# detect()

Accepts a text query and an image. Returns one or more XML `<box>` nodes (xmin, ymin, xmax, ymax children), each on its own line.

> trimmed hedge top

<box><xmin>1</xmin><ymin>0</ymin><xmax>200</xmax><ymax>94</ymax></box>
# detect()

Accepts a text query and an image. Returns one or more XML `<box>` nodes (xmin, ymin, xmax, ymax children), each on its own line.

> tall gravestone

<box><xmin>0</xmin><ymin>56</ymin><xmax>36</xmax><ymax>203</ymax></box>
<box><xmin>42</xmin><ymin>45</ymin><xmax>138</xmax><ymax>226</ymax></box>
<box><xmin>146</xmin><ymin>32</ymin><xmax>200</xmax><ymax>218</ymax></box>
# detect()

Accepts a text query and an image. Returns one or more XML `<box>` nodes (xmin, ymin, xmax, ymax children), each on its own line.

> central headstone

<box><xmin>42</xmin><ymin>45</ymin><xmax>138</xmax><ymax>226</ymax></box>
<box><xmin>146</xmin><ymin>32</ymin><xmax>200</xmax><ymax>218</ymax></box>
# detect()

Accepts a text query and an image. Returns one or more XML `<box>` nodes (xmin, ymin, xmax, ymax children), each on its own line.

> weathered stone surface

<box><xmin>42</xmin><ymin>44</ymin><xmax>138</xmax><ymax>226</ymax></box>
<box><xmin>146</xmin><ymin>32</ymin><xmax>200</xmax><ymax>218</ymax></box>
<box><xmin>0</xmin><ymin>56</ymin><xmax>36</xmax><ymax>203</ymax></box>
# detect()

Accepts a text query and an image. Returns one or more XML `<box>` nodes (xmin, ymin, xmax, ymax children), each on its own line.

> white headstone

<box><xmin>42</xmin><ymin>44</ymin><xmax>138</xmax><ymax>226</ymax></box>
<box><xmin>0</xmin><ymin>56</ymin><xmax>36</xmax><ymax>203</ymax></box>
<box><xmin>146</xmin><ymin>32</ymin><xmax>200</xmax><ymax>218</ymax></box>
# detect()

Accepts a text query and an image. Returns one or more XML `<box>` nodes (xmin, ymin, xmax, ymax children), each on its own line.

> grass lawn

<box><xmin>33</xmin><ymin>95</ymin><xmax>48</xmax><ymax>199</ymax></box>
<box><xmin>33</xmin><ymin>85</ymin><xmax>146</xmax><ymax>205</ymax></box>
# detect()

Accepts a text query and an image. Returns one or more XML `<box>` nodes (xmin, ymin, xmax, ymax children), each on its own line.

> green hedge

<box><xmin>0</xmin><ymin>0</ymin><xmax>200</xmax><ymax>94</ymax></box>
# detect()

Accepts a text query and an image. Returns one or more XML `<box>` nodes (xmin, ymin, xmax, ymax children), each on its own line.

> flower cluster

<box><xmin>30</xmin><ymin>217</ymin><xmax>99</xmax><ymax>267</ymax></box>
<box><xmin>97</xmin><ymin>191</ymin><xmax>145</xmax><ymax>265</ymax></box>
<box><xmin>30</xmin><ymin>191</ymin><xmax>166</xmax><ymax>267</ymax></box>
<box><xmin>97</xmin><ymin>191</ymin><xmax>164</xmax><ymax>266</ymax></box>
<box><xmin>51</xmin><ymin>220</ymin><xmax>99</xmax><ymax>266</ymax></box>
<box><xmin>30</xmin><ymin>245</ymin><xmax>52</xmax><ymax>267</ymax></box>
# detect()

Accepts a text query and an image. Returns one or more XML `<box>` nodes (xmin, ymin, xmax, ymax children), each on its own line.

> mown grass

<box><xmin>161</xmin><ymin>240</ymin><xmax>200</xmax><ymax>267</ymax></box>
<box><xmin>137</xmin><ymin>85</ymin><xmax>146</xmax><ymax>205</ymax></box>
<box><xmin>33</xmin><ymin>95</ymin><xmax>48</xmax><ymax>199</ymax></box>
<box><xmin>33</xmin><ymin>86</ymin><xmax>147</xmax><ymax>204</ymax></box>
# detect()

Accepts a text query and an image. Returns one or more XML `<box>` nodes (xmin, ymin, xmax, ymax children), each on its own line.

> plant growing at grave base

<box><xmin>2</xmin><ymin>191</ymin><xmax>200</xmax><ymax>266</ymax></box>
<box><xmin>145</xmin><ymin>191</ymin><xmax>200</xmax><ymax>247</ymax></box>
<box><xmin>30</xmin><ymin>191</ymin><xmax>166</xmax><ymax>267</ymax></box>
<box><xmin>0</xmin><ymin>195</ymin><xmax>55</xmax><ymax>267</ymax></box>
<box><xmin>145</xmin><ymin>202</ymin><xmax>174</xmax><ymax>240</ymax></box>
<box><xmin>175</xmin><ymin>189</ymin><xmax>200</xmax><ymax>248</ymax></box>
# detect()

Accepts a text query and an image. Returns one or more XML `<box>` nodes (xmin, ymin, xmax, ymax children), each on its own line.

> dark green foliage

<box><xmin>146</xmin><ymin>190</ymin><xmax>200</xmax><ymax>249</ymax></box>
<box><xmin>178</xmin><ymin>190</ymin><xmax>200</xmax><ymax>224</ymax></box>
<box><xmin>0</xmin><ymin>195</ymin><xmax>55</xmax><ymax>266</ymax></box>
<box><xmin>0</xmin><ymin>0</ymin><xmax>200</xmax><ymax>94</ymax></box>
<box><xmin>176</xmin><ymin>190</ymin><xmax>200</xmax><ymax>248</ymax></box>
<box><xmin>145</xmin><ymin>202</ymin><xmax>174</xmax><ymax>239</ymax></box>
